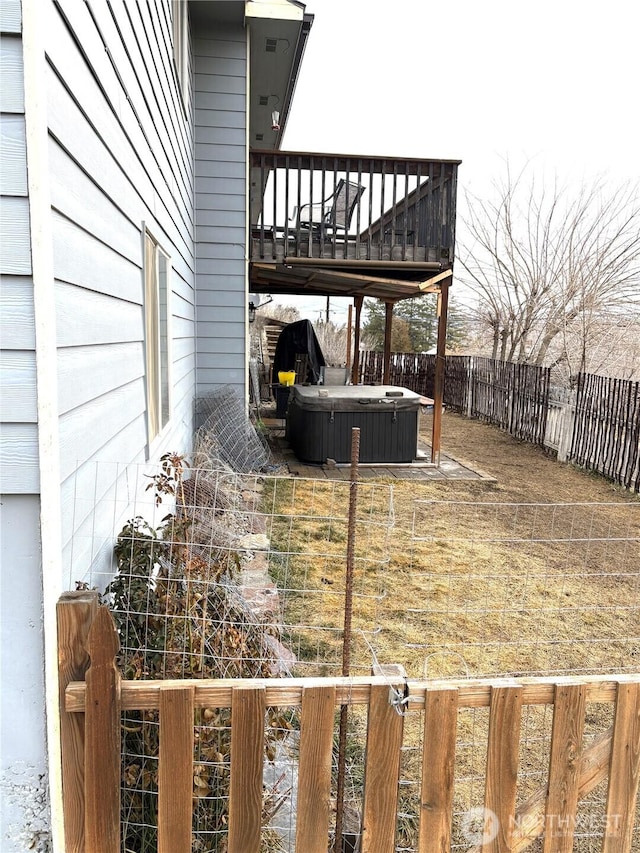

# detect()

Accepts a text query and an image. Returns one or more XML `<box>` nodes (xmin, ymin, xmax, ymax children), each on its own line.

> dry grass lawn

<box><xmin>263</xmin><ymin>412</ymin><xmax>639</xmax><ymax>850</ymax></box>
<box><xmin>268</xmin><ymin>410</ymin><xmax>639</xmax><ymax>681</ymax></box>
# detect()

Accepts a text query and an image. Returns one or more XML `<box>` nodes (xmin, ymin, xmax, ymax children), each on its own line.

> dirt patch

<box><xmin>426</xmin><ymin>409</ymin><xmax>638</xmax><ymax>505</ymax></box>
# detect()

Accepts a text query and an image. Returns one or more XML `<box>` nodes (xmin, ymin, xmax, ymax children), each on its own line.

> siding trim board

<box><xmin>22</xmin><ymin>0</ymin><xmax>64</xmax><ymax>846</ymax></box>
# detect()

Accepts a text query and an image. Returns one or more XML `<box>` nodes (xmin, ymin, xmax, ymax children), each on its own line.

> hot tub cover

<box><xmin>291</xmin><ymin>385</ymin><xmax>421</xmax><ymax>412</ymax></box>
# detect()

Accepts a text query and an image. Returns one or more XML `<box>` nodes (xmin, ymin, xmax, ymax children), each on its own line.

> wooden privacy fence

<box><xmin>358</xmin><ymin>352</ymin><xmax>639</xmax><ymax>490</ymax></box>
<box><xmin>58</xmin><ymin>596</ymin><xmax>640</xmax><ymax>853</ymax></box>
<box><xmin>571</xmin><ymin>373</ymin><xmax>640</xmax><ymax>492</ymax></box>
<box><xmin>359</xmin><ymin>352</ymin><xmax>550</xmax><ymax>445</ymax></box>
<box><xmin>358</xmin><ymin>351</ymin><xmax>471</xmax><ymax>411</ymax></box>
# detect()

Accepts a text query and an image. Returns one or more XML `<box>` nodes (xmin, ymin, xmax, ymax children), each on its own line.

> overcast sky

<box><xmin>271</xmin><ymin>0</ymin><xmax>640</xmax><ymax>323</ymax></box>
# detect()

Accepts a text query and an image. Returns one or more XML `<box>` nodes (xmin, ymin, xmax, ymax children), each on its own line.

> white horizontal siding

<box><xmin>0</xmin><ymin>114</ymin><xmax>27</xmax><ymax>195</ymax></box>
<box><xmin>60</xmin><ymin>412</ymin><xmax>194</xmax><ymax>583</ymax></box>
<box><xmin>0</xmin><ymin>35</ymin><xmax>24</xmax><ymax>112</ymax></box>
<box><xmin>196</xmin><ymin>281</ymin><xmax>245</xmax><ymax>307</ymax></box>
<box><xmin>0</xmin><ymin>196</ymin><xmax>31</xmax><ymax>274</ymax></box>
<box><xmin>55</xmin><ymin>283</ymin><xmax>143</xmax><ymax>347</ymax></box>
<box><xmin>0</xmin><ymin>422</ymin><xmax>39</xmax><ymax>492</ymax></box>
<box><xmin>48</xmin><ymin>141</ymin><xmax>142</xmax><ymax>267</ymax></box>
<box><xmin>57</xmin><ymin>379</ymin><xmax>146</xmax><ymax>482</ymax></box>
<box><xmin>90</xmin><ymin>0</ymin><xmax>192</xmax><ymax>200</ymax></box>
<box><xmin>45</xmin><ymin>67</ymin><xmax>192</xmax><ymax>279</ymax></box>
<box><xmin>57</xmin><ymin>342</ymin><xmax>144</xmax><ymax>416</ymax></box>
<box><xmin>43</xmin><ymin>0</ymin><xmax>196</xmax><ymax>578</ymax></box>
<box><xmin>0</xmin><ymin>350</ymin><xmax>37</xmax><ymax>421</ymax></box>
<box><xmin>51</xmin><ymin>211</ymin><xmax>143</xmax><ymax>303</ymax></box>
<box><xmin>0</xmin><ymin>0</ymin><xmax>21</xmax><ymax>33</ymax></box>
<box><xmin>48</xmin><ymin>1</ymin><xmax>194</xmax><ymax>262</ymax></box>
<box><xmin>194</xmin><ymin>23</ymin><xmax>248</xmax><ymax>398</ymax></box>
<box><xmin>0</xmin><ymin>277</ymin><xmax>35</xmax><ymax>348</ymax></box>
<box><xmin>59</xmin><ymin>419</ymin><xmax>148</xmax><ymax>572</ymax></box>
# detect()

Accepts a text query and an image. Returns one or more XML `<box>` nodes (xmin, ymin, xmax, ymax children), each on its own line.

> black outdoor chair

<box><xmin>291</xmin><ymin>179</ymin><xmax>365</xmax><ymax>241</ymax></box>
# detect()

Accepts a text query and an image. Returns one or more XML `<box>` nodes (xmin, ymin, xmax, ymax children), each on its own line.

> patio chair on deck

<box><xmin>291</xmin><ymin>179</ymin><xmax>365</xmax><ymax>241</ymax></box>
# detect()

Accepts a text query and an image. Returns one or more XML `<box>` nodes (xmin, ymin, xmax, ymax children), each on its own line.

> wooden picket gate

<box><xmin>58</xmin><ymin>594</ymin><xmax>640</xmax><ymax>853</ymax></box>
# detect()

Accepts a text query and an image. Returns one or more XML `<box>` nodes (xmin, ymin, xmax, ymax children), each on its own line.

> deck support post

<box><xmin>346</xmin><ymin>304</ymin><xmax>353</xmax><ymax>372</ymax></box>
<box><xmin>383</xmin><ymin>301</ymin><xmax>393</xmax><ymax>385</ymax></box>
<box><xmin>351</xmin><ymin>295</ymin><xmax>363</xmax><ymax>385</ymax></box>
<box><xmin>431</xmin><ymin>281</ymin><xmax>449</xmax><ymax>464</ymax></box>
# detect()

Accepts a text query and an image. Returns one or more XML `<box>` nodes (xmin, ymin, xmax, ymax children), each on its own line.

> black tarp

<box><xmin>272</xmin><ymin>319</ymin><xmax>326</xmax><ymax>384</ymax></box>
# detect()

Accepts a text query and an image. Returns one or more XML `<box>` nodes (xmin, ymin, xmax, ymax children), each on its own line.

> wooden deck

<box><xmin>249</xmin><ymin>150</ymin><xmax>459</xmax><ymax>275</ymax></box>
<box><xmin>263</xmin><ymin>418</ymin><xmax>496</xmax><ymax>482</ymax></box>
<box><xmin>251</xmin><ymin>236</ymin><xmax>445</xmax><ymax>265</ymax></box>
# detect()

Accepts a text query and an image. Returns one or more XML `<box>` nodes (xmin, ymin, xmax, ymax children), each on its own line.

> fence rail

<box><xmin>59</xmin><ymin>597</ymin><xmax>640</xmax><ymax>853</ymax></box>
<box><xmin>358</xmin><ymin>352</ymin><xmax>640</xmax><ymax>491</ymax></box>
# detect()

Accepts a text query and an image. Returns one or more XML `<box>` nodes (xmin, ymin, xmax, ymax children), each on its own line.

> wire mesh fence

<box><xmin>195</xmin><ymin>384</ymin><xmax>272</xmax><ymax>473</ymax></box>
<box><xmin>71</xmin><ymin>456</ymin><xmax>395</xmax><ymax>852</ymax></box>
<box><xmin>404</xmin><ymin>500</ymin><xmax>640</xmax><ymax>680</ymax></box>
<box><xmin>67</xmin><ymin>450</ymin><xmax>639</xmax><ymax>852</ymax></box>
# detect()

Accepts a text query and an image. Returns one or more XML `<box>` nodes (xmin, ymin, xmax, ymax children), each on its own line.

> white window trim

<box><xmin>143</xmin><ymin>227</ymin><xmax>173</xmax><ymax>455</ymax></box>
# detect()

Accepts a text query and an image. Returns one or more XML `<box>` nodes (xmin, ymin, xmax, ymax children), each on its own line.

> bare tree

<box><xmin>458</xmin><ymin>163</ymin><xmax>640</xmax><ymax>383</ymax></box>
<box><xmin>313</xmin><ymin>320</ymin><xmax>351</xmax><ymax>366</ymax></box>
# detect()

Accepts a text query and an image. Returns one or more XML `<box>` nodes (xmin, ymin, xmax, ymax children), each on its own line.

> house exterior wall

<box><xmin>0</xmin><ymin>496</ymin><xmax>50</xmax><ymax>853</ymax></box>
<box><xmin>1</xmin><ymin>6</ymin><xmax>51</xmax><ymax>847</ymax></box>
<box><xmin>194</xmin><ymin>23</ymin><xmax>248</xmax><ymax>398</ymax></box>
<box><xmin>1</xmin><ymin>0</ymin><xmax>197</xmax><ymax>847</ymax></box>
<box><xmin>44</xmin><ymin>0</ymin><xmax>196</xmax><ymax>578</ymax></box>
<box><xmin>1</xmin><ymin>3</ymin><xmax>39</xmax><ymax>492</ymax></box>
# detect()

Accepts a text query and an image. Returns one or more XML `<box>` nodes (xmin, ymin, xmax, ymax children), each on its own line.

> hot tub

<box><xmin>286</xmin><ymin>385</ymin><xmax>420</xmax><ymax>464</ymax></box>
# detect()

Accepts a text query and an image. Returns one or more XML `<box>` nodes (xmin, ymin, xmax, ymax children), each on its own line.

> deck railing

<box><xmin>59</xmin><ymin>596</ymin><xmax>640</xmax><ymax>853</ymax></box>
<box><xmin>250</xmin><ymin>150</ymin><xmax>459</xmax><ymax>267</ymax></box>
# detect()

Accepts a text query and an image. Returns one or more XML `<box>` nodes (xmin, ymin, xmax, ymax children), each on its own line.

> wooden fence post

<box><xmin>85</xmin><ymin>606</ymin><xmax>121</xmax><ymax>853</ymax></box>
<box><xmin>57</xmin><ymin>590</ymin><xmax>100</xmax><ymax>853</ymax></box>
<box><xmin>158</xmin><ymin>685</ymin><xmax>195</xmax><ymax>852</ymax></box>
<box><xmin>361</xmin><ymin>671</ymin><xmax>406</xmax><ymax>853</ymax></box>
<box><xmin>484</xmin><ymin>685</ymin><xmax>523</xmax><ymax>853</ymax></box>
<box><xmin>602</xmin><ymin>681</ymin><xmax>640</xmax><ymax>853</ymax></box>
<box><xmin>466</xmin><ymin>356</ymin><xmax>474</xmax><ymax>419</ymax></box>
<box><xmin>419</xmin><ymin>687</ymin><xmax>459</xmax><ymax>852</ymax></box>
<box><xmin>557</xmin><ymin>390</ymin><xmax>577</xmax><ymax>463</ymax></box>
<box><xmin>228</xmin><ymin>686</ymin><xmax>265</xmax><ymax>853</ymax></box>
